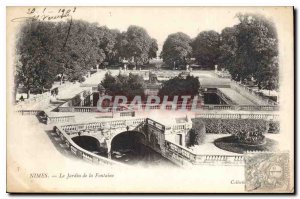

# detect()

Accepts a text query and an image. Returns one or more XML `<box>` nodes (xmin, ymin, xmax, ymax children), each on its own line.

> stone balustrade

<box><xmin>17</xmin><ymin>110</ymin><xmax>42</xmax><ymax>115</ymax></box>
<box><xmin>59</xmin><ymin>103</ymin><xmax>278</xmax><ymax>112</ymax></box>
<box><xmin>56</xmin><ymin>117</ymin><xmax>250</xmax><ymax>167</ymax></box>
<box><xmin>195</xmin><ymin>113</ymin><xmax>279</xmax><ymax>120</ymax></box>
<box><xmin>54</xmin><ymin>125</ymin><xmax>125</xmax><ymax>166</ymax></box>
<box><xmin>61</xmin><ymin>118</ymin><xmax>147</xmax><ymax>134</ymax></box>
<box><xmin>200</xmin><ymin>104</ymin><xmax>278</xmax><ymax>111</ymax></box>
<box><xmin>47</xmin><ymin>115</ymin><xmax>75</xmax><ymax>124</ymax></box>
<box><xmin>164</xmin><ymin>140</ymin><xmax>245</xmax><ymax>166</ymax></box>
<box><xmin>230</xmin><ymin>80</ymin><xmax>277</xmax><ymax>105</ymax></box>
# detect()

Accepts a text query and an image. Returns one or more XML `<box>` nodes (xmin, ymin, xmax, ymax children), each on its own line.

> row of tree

<box><xmin>158</xmin><ymin>74</ymin><xmax>200</xmax><ymax>98</ymax></box>
<box><xmin>160</xmin><ymin>13</ymin><xmax>279</xmax><ymax>90</ymax></box>
<box><xmin>15</xmin><ymin>19</ymin><xmax>158</xmax><ymax>97</ymax></box>
<box><xmin>101</xmin><ymin>72</ymin><xmax>200</xmax><ymax>101</ymax></box>
<box><xmin>101</xmin><ymin>72</ymin><xmax>145</xmax><ymax>101</ymax></box>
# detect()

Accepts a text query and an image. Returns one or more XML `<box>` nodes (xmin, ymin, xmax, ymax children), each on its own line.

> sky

<box><xmin>71</xmin><ymin>7</ymin><xmax>241</xmax><ymax>53</ymax></box>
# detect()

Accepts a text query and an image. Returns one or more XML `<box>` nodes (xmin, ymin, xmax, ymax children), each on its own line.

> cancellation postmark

<box><xmin>244</xmin><ymin>151</ymin><xmax>290</xmax><ymax>192</ymax></box>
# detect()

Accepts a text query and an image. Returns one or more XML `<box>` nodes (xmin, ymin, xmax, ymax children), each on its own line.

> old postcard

<box><xmin>6</xmin><ymin>6</ymin><xmax>294</xmax><ymax>193</ymax></box>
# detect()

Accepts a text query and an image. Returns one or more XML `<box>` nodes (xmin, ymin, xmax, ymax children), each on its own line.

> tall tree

<box><xmin>191</xmin><ymin>30</ymin><xmax>220</xmax><ymax>69</ymax></box>
<box><xmin>97</xmin><ymin>27</ymin><xmax>120</xmax><ymax>65</ymax></box>
<box><xmin>219</xmin><ymin>14</ymin><xmax>279</xmax><ymax>90</ymax></box>
<box><xmin>15</xmin><ymin>20</ymin><xmax>58</xmax><ymax>97</ymax></box>
<box><xmin>160</xmin><ymin>32</ymin><xmax>192</xmax><ymax>69</ymax></box>
<box><xmin>15</xmin><ymin>19</ymin><xmax>111</xmax><ymax>98</ymax></box>
<box><xmin>54</xmin><ymin>20</ymin><xmax>106</xmax><ymax>83</ymax></box>
<box><xmin>218</xmin><ymin>26</ymin><xmax>238</xmax><ymax>75</ymax></box>
<box><xmin>117</xmin><ymin>25</ymin><xmax>157</xmax><ymax>67</ymax></box>
<box><xmin>148</xmin><ymin>38</ymin><xmax>159</xmax><ymax>59</ymax></box>
<box><xmin>189</xmin><ymin>119</ymin><xmax>206</xmax><ymax>146</ymax></box>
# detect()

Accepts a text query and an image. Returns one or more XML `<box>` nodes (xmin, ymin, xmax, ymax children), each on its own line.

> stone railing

<box><xmin>200</xmin><ymin>104</ymin><xmax>279</xmax><ymax>111</ymax></box>
<box><xmin>57</xmin><ymin>106</ymin><xmax>75</xmax><ymax>112</ymax></box>
<box><xmin>238</xmin><ymin>105</ymin><xmax>279</xmax><ymax>111</ymax></box>
<box><xmin>61</xmin><ymin>118</ymin><xmax>147</xmax><ymax>134</ymax></box>
<box><xmin>201</xmin><ymin>105</ymin><xmax>236</xmax><ymax>110</ymax></box>
<box><xmin>54</xmin><ymin>126</ymin><xmax>124</xmax><ymax>166</ymax></box>
<box><xmin>17</xmin><ymin>110</ymin><xmax>42</xmax><ymax>115</ymax></box>
<box><xmin>137</xmin><ymin>103</ymin><xmax>277</xmax><ymax>111</ymax></box>
<box><xmin>119</xmin><ymin>111</ymin><xmax>135</xmax><ymax>117</ymax></box>
<box><xmin>47</xmin><ymin>115</ymin><xmax>76</xmax><ymax>124</ymax></box>
<box><xmin>57</xmin><ymin>118</ymin><xmax>245</xmax><ymax>167</ymax></box>
<box><xmin>62</xmin><ymin>104</ymin><xmax>278</xmax><ymax>113</ymax></box>
<box><xmin>195</xmin><ymin>113</ymin><xmax>279</xmax><ymax>121</ymax></box>
<box><xmin>138</xmin><ymin>103</ymin><xmax>199</xmax><ymax>110</ymax></box>
<box><xmin>73</xmin><ymin>107</ymin><xmax>95</xmax><ymax>112</ymax></box>
<box><xmin>164</xmin><ymin>140</ymin><xmax>244</xmax><ymax>166</ymax></box>
<box><xmin>230</xmin><ymin>80</ymin><xmax>277</xmax><ymax>105</ymax></box>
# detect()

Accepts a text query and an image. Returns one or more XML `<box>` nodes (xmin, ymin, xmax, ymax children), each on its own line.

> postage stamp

<box><xmin>245</xmin><ymin>151</ymin><xmax>290</xmax><ymax>192</ymax></box>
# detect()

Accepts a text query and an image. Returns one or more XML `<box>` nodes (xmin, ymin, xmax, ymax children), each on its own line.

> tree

<box><xmin>15</xmin><ymin>19</ymin><xmax>112</xmax><ymax>98</ymax></box>
<box><xmin>218</xmin><ymin>26</ymin><xmax>238</xmax><ymax>75</ymax></box>
<box><xmin>148</xmin><ymin>38</ymin><xmax>158</xmax><ymax>59</ymax></box>
<box><xmin>15</xmin><ymin>20</ymin><xmax>58</xmax><ymax>98</ymax></box>
<box><xmin>115</xmin><ymin>32</ymin><xmax>129</xmax><ymax>62</ymax></box>
<box><xmin>101</xmin><ymin>72</ymin><xmax>145</xmax><ymax>101</ymax></box>
<box><xmin>191</xmin><ymin>30</ymin><xmax>220</xmax><ymax>69</ymax></box>
<box><xmin>219</xmin><ymin>13</ymin><xmax>279</xmax><ymax>90</ymax></box>
<box><xmin>54</xmin><ymin>20</ymin><xmax>106</xmax><ymax>84</ymax></box>
<box><xmin>158</xmin><ymin>74</ymin><xmax>200</xmax><ymax>98</ymax></box>
<box><xmin>117</xmin><ymin>25</ymin><xmax>157</xmax><ymax>67</ymax></box>
<box><xmin>192</xmin><ymin>119</ymin><xmax>206</xmax><ymax>145</ymax></box>
<box><xmin>160</xmin><ymin>32</ymin><xmax>192</xmax><ymax>69</ymax></box>
<box><xmin>97</xmin><ymin>27</ymin><xmax>120</xmax><ymax>65</ymax></box>
<box><xmin>15</xmin><ymin>20</ymin><xmax>158</xmax><ymax>97</ymax></box>
<box><xmin>186</xmin><ymin>119</ymin><xmax>206</xmax><ymax>146</ymax></box>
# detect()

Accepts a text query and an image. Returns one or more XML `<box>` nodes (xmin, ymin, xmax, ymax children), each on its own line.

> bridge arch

<box><xmin>110</xmin><ymin>130</ymin><xmax>146</xmax><ymax>150</ymax></box>
<box><xmin>72</xmin><ymin>135</ymin><xmax>108</xmax><ymax>157</ymax></box>
<box><xmin>109</xmin><ymin>130</ymin><xmax>147</xmax><ymax>161</ymax></box>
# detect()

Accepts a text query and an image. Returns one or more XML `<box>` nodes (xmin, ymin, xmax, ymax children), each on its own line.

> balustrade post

<box><xmin>46</xmin><ymin>116</ymin><xmax>50</xmax><ymax>124</ymax></box>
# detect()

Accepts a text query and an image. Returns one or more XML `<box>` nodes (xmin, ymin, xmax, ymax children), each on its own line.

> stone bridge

<box><xmin>54</xmin><ymin>114</ymin><xmax>274</xmax><ymax>167</ymax></box>
<box><xmin>58</xmin><ymin>117</ymin><xmax>173</xmax><ymax>159</ymax></box>
<box><xmin>54</xmin><ymin>115</ymin><xmax>246</xmax><ymax>167</ymax></box>
<box><xmin>54</xmin><ymin>114</ymin><xmax>255</xmax><ymax>167</ymax></box>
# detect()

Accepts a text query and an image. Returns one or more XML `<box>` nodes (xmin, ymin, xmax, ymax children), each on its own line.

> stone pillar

<box><xmin>46</xmin><ymin>116</ymin><xmax>50</xmax><ymax>125</ymax></box>
<box><xmin>106</xmin><ymin>140</ymin><xmax>112</xmax><ymax>159</ymax></box>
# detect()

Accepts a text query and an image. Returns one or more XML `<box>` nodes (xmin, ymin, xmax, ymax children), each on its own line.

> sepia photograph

<box><xmin>6</xmin><ymin>6</ymin><xmax>294</xmax><ymax>193</ymax></box>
